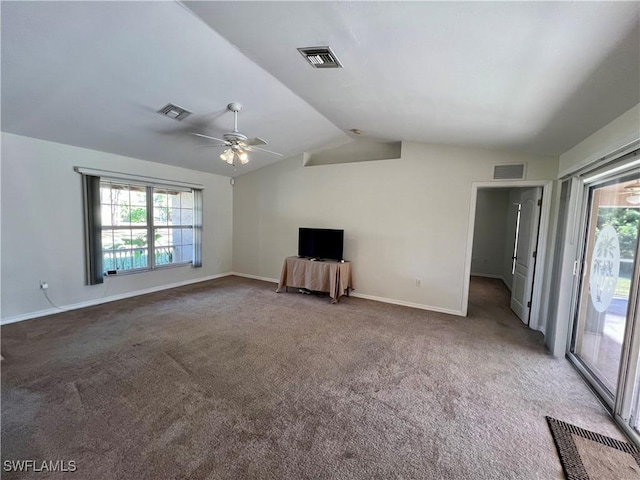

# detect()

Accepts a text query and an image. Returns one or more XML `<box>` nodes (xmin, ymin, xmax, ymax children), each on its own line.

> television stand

<box><xmin>276</xmin><ymin>256</ymin><xmax>353</xmax><ymax>303</ymax></box>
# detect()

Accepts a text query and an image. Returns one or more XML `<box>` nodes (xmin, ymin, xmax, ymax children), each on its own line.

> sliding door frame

<box><xmin>615</xmin><ymin>227</ymin><xmax>640</xmax><ymax>445</ymax></box>
<box><xmin>547</xmin><ymin>177</ymin><xmax>584</xmax><ymax>357</ymax></box>
<box><xmin>567</xmin><ymin>170</ymin><xmax>639</xmax><ymax>408</ymax></box>
<box><xmin>561</xmin><ymin>147</ymin><xmax>640</xmax><ymax>445</ymax></box>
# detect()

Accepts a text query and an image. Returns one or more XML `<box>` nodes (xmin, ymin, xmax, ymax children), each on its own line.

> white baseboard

<box><xmin>0</xmin><ymin>272</ymin><xmax>233</xmax><ymax>325</ymax></box>
<box><xmin>2</xmin><ymin>272</ymin><xmax>464</xmax><ymax>325</ymax></box>
<box><xmin>349</xmin><ymin>292</ymin><xmax>464</xmax><ymax>317</ymax></box>
<box><xmin>230</xmin><ymin>272</ymin><xmax>279</xmax><ymax>284</ymax></box>
<box><xmin>231</xmin><ymin>273</ymin><xmax>463</xmax><ymax>316</ymax></box>
<box><xmin>232</xmin><ymin>272</ymin><xmax>463</xmax><ymax>316</ymax></box>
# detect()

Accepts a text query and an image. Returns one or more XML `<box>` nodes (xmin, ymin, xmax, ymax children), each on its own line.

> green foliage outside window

<box><xmin>119</xmin><ymin>206</ymin><xmax>147</xmax><ymax>224</ymax></box>
<box><xmin>597</xmin><ymin>207</ymin><xmax>639</xmax><ymax>260</ymax></box>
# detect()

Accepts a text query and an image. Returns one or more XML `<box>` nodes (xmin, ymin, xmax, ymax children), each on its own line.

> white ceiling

<box><xmin>2</xmin><ymin>2</ymin><xmax>639</xmax><ymax>176</ymax></box>
<box><xmin>1</xmin><ymin>1</ymin><xmax>348</xmax><ymax>176</ymax></box>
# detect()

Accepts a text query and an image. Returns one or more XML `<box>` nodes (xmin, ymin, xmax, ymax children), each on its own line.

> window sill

<box><xmin>104</xmin><ymin>262</ymin><xmax>193</xmax><ymax>277</ymax></box>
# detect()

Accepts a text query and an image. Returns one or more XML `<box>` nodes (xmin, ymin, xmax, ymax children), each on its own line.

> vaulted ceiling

<box><xmin>2</xmin><ymin>1</ymin><xmax>639</xmax><ymax>176</ymax></box>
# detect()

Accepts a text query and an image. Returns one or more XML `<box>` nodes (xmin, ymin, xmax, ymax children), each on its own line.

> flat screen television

<box><xmin>298</xmin><ymin>228</ymin><xmax>344</xmax><ymax>261</ymax></box>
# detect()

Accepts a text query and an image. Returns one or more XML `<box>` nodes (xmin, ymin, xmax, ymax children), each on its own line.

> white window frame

<box><xmin>76</xmin><ymin>167</ymin><xmax>204</xmax><ymax>283</ymax></box>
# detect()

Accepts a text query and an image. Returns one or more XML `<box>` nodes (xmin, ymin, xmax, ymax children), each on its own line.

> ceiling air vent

<box><xmin>157</xmin><ymin>103</ymin><xmax>191</xmax><ymax>121</ymax></box>
<box><xmin>297</xmin><ymin>46</ymin><xmax>343</xmax><ymax>68</ymax></box>
<box><xmin>493</xmin><ymin>163</ymin><xmax>526</xmax><ymax>180</ymax></box>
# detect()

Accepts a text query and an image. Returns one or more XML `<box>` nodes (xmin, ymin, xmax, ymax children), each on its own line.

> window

<box><xmin>101</xmin><ymin>182</ymin><xmax>150</xmax><ymax>271</ymax></box>
<box><xmin>152</xmin><ymin>188</ymin><xmax>195</xmax><ymax>267</ymax></box>
<box><xmin>79</xmin><ymin>171</ymin><xmax>203</xmax><ymax>284</ymax></box>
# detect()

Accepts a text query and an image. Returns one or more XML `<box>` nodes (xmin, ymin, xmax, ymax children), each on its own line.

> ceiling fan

<box><xmin>192</xmin><ymin>102</ymin><xmax>282</xmax><ymax>165</ymax></box>
<box><xmin>622</xmin><ymin>181</ymin><xmax>640</xmax><ymax>205</ymax></box>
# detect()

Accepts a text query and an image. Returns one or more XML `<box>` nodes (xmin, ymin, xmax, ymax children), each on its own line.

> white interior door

<box><xmin>510</xmin><ymin>187</ymin><xmax>542</xmax><ymax>323</ymax></box>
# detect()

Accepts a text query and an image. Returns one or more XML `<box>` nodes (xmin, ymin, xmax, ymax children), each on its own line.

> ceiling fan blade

<box><xmin>244</xmin><ymin>137</ymin><xmax>267</xmax><ymax>146</ymax></box>
<box><xmin>247</xmin><ymin>145</ymin><xmax>284</xmax><ymax>157</ymax></box>
<box><xmin>194</xmin><ymin>144</ymin><xmax>228</xmax><ymax>149</ymax></box>
<box><xmin>191</xmin><ymin>132</ymin><xmax>228</xmax><ymax>143</ymax></box>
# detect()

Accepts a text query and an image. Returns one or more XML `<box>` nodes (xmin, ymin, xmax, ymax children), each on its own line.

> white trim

<box><xmin>350</xmin><ymin>292</ymin><xmax>464</xmax><ymax>316</ymax></box>
<box><xmin>74</xmin><ymin>166</ymin><xmax>205</xmax><ymax>190</ymax></box>
<box><xmin>559</xmin><ymin>137</ymin><xmax>640</xmax><ymax>179</ymax></box>
<box><xmin>230</xmin><ymin>272</ymin><xmax>279</xmax><ymax>283</ymax></box>
<box><xmin>469</xmin><ymin>180</ymin><xmax>554</xmax><ymax>189</ymax></box>
<box><xmin>231</xmin><ymin>272</ymin><xmax>463</xmax><ymax>315</ymax></box>
<box><xmin>0</xmin><ymin>273</ymin><xmax>232</xmax><ymax>325</ymax></box>
<box><xmin>545</xmin><ymin>176</ymin><xmax>587</xmax><ymax>358</ymax></box>
<box><xmin>1</xmin><ymin>271</ymin><xmax>464</xmax><ymax>326</ymax></box>
<box><xmin>462</xmin><ymin>185</ymin><xmax>480</xmax><ymax>315</ymax></box>
<box><xmin>582</xmin><ymin>156</ymin><xmax>640</xmax><ymax>183</ymax></box>
<box><xmin>462</xmin><ymin>180</ymin><xmax>553</xmax><ymax>331</ymax></box>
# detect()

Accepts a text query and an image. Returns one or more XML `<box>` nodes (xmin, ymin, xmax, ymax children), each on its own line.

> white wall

<box><xmin>559</xmin><ymin>103</ymin><xmax>640</xmax><ymax>177</ymax></box>
<box><xmin>1</xmin><ymin>133</ymin><xmax>233</xmax><ymax>322</ymax></box>
<box><xmin>233</xmin><ymin>141</ymin><xmax>557</xmax><ymax>315</ymax></box>
<box><xmin>471</xmin><ymin>189</ymin><xmax>509</xmax><ymax>278</ymax></box>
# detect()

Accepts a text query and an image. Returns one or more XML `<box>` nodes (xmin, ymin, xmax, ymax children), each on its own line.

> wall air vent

<box><xmin>297</xmin><ymin>46</ymin><xmax>343</xmax><ymax>68</ymax></box>
<box><xmin>493</xmin><ymin>163</ymin><xmax>526</xmax><ymax>180</ymax></box>
<box><xmin>157</xmin><ymin>103</ymin><xmax>192</xmax><ymax>121</ymax></box>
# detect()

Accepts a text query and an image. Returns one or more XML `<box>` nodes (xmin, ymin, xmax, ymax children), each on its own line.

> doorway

<box><xmin>462</xmin><ymin>181</ymin><xmax>553</xmax><ymax>330</ymax></box>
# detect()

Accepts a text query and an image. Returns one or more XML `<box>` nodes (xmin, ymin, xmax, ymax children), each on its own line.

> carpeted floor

<box><xmin>1</xmin><ymin>276</ymin><xmax>626</xmax><ymax>479</ymax></box>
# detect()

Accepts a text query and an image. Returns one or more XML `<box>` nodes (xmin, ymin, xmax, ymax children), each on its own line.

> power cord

<box><xmin>41</xmin><ymin>287</ymin><xmax>68</xmax><ymax>311</ymax></box>
<box><xmin>40</xmin><ymin>276</ymin><xmax>112</xmax><ymax>311</ymax></box>
<box><xmin>101</xmin><ymin>275</ymin><xmax>113</xmax><ymax>299</ymax></box>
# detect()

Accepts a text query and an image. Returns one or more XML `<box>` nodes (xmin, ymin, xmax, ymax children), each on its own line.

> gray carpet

<box><xmin>1</xmin><ymin>276</ymin><xmax>625</xmax><ymax>479</ymax></box>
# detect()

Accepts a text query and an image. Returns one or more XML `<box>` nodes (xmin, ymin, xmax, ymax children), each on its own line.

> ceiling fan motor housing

<box><xmin>223</xmin><ymin>132</ymin><xmax>248</xmax><ymax>143</ymax></box>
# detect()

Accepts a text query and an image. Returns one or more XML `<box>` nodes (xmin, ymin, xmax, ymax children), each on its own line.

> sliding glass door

<box><xmin>569</xmin><ymin>162</ymin><xmax>640</xmax><ymax>441</ymax></box>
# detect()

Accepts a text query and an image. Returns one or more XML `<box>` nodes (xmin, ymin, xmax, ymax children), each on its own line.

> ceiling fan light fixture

<box><xmin>220</xmin><ymin>149</ymin><xmax>235</xmax><ymax>164</ymax></box>
<box><xmin>626</xmin><ymin>194</ymin><xmax>640</xmax><ymax>205</ymax></box>
<box><xmin>193</xmin><ymin>101</ymin><xmax>282</xmax><ymax>167</ymax></box>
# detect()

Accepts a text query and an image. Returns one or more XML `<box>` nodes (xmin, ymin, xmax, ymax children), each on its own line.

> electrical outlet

<box><xmin>40</xmin><ymin>280</ymin><xmax>48</xmax><ymax>290</ymax></box>
<box><xmin>416</xmin><ymin>278</ymin><xmax>421</xmax><ymax>287</ymax></box>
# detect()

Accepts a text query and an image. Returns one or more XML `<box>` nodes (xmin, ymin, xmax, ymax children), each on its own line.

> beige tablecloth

<box><xmin>276</xmin><ymin>257</ymin><xmax>353</xmax><ymax>303</ymax></box>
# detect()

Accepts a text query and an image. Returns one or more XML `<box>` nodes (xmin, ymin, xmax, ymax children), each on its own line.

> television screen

<box><xmin>298</xmin><ymin>228</ymin><xmax>344</xmax><ymax>261</ymax></box>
